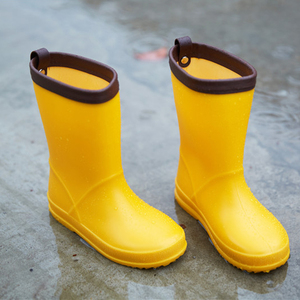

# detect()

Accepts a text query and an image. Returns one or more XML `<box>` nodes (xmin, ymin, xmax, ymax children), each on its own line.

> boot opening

<box><xmin>183</xmin><ymin>58</ymin><xmax>241</xmax><ymax>80</ymax></box>
<box><xmin>46</xmin><ymin>66</ymin><xmax>110</xmax><ymax>90</ymax></box>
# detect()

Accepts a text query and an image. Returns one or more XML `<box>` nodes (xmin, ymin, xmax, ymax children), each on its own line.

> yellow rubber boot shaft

<box><xmin>30</xmin><ymin>49</ymin><xmax>186</xmax><ymax>268</ymax></box>
<box><xmin>169</xmin><ymin>37</ymin><xmax>289</xmax><ymax>273</ymax></box>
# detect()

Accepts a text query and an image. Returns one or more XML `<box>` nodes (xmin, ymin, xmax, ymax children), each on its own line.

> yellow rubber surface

<box><xmin>32</xmin><ymin>66</ymin><xmax>186</xmax><ymax>268</ymax></box>
<box><xmin>171</xmin><ymin>57</ymin><xmax>290</xmax><ymax>273</ymax></box>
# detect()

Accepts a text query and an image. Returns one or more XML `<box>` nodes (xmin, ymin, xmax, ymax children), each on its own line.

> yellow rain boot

<box><xmin>29</xmin><ymin>48</ymin><xmax>186</xmax><ymax>268</ymax></box>
<box><xmin>169</xmin><ymin>37</ymin><xmax>289</xmax><ymax>273</ymax></box>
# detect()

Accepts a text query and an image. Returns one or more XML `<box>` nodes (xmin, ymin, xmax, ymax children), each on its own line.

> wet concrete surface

<box><xmin>0</xmin><ymin>0</ymin><xmax>300</xmax><ymax>299</ymax></box>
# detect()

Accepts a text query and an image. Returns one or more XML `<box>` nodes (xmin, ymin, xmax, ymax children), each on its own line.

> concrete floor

<box><xmin>1</xmin><ymin>0</ymin><xmax>300</xmax><ymax>299</ymax></box>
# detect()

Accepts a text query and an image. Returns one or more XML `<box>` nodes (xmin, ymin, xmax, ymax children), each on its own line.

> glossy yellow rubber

<box><xmin>33</xmin><ymin>66</ymin><xmax>186</xmax><ymax>268</ymax></box>
<box><xmin>171</xmin><ymin>58</ymin><xmax>290</xmax><ymax>273</ymax></box>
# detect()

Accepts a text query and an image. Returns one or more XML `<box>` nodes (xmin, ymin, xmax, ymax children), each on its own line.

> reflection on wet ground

<box><xmin>0</xmin><ymin>0</ymin><xmax>299</xmax><ymax>299</ymax></box>
<box><xmin>50</xmin><ymin>207</ymin><xmax>289</xmax><ymax>299</ymax></box>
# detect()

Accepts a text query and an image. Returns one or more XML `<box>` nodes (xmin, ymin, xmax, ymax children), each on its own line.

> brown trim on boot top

<box><xmin>169</xmin><ymin>37</ymin><xmax>257</xmax><ymax>94</ymax></box>
<box><xmin>30</xmin><ymin>48</ymin><xmax>119</xmax><ymax>104</ymax></box>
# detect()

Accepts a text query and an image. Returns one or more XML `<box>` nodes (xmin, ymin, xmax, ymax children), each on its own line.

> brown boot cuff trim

<box><xmin>169</xmin><ymin>37</ymin><xmax>257</xmax><ymax>94</ymax></box>
<box><xmin>29</xmin><ymin>48</ymin><xmax>119</xmax><ymax>104</ymax></box>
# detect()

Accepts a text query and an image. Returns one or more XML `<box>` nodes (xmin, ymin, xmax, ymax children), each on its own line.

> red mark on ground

<box><xmin>135</xmin><ymin>47</ymin><xmax>168</xmax><ymax>61</ymax></box>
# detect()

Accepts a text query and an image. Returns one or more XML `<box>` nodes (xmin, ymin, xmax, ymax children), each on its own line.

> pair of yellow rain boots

<box><xmin>29</xmin><ymin>36</ymin><xmax>289</xmax><ymax>272</ymax></box>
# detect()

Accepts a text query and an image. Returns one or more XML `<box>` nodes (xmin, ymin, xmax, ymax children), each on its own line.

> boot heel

<box><xmin>48</xmin><ymin>202</ymin><xmax>76</xmax><ymax>233</ymax></box>
<box><xmin>174</xmin><ymin>184</ymin><xmax>200</xmax><ymax>221</ymax></box>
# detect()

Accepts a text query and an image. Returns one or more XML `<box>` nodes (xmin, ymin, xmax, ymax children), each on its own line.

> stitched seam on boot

<box><xmin>178</xmin><ymin>151</ymin><xmax>195</xmax><ymax>198</ymax></box>
<box><xmin>68</xmin><ymin>170</ymin><xmax>124</xmax><ymax>217</ymax></box>
<box><xmin>192</xmin><ymin>168</ymin><xmax>244</xmax><ymax>200</ymax></box>
<box><xmin>49</xmin><ymin>160</ymin><xmax>81</xmax><ymax>222</ymax></box>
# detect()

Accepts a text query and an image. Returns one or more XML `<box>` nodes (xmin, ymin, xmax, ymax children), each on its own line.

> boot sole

<box><xmin>174</xmin><ymin>186</ymin><xmax>290</xmax><ymax>273</ymax></box>
<box><xmin>48</xmin><ymin>197</ymin><xmax>187</xmax><ymax>269</ymax></box>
